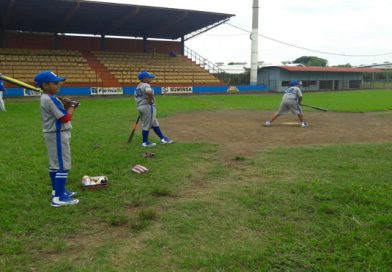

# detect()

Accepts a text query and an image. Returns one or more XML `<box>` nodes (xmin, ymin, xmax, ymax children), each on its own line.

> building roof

<box><xmin>359</xmin><ymin>63</ymin><xmax>392</xmax><ymax>69</ymax></box>
<box><xmin>264</xmin><ymin>66</ymin><xmax>384</xmax><ymax>73</ymax></box>
<box><xmin>0</xmin><ymin>0</ymin><xmax>234</xmax><ymax>40</ymax></box>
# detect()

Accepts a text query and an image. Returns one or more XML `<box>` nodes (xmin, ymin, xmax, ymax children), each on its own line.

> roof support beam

<box><xmin>143</xmin><ymin>37</ymin><xmax>148</xmax><ymax>53</ymax></box>
<box><xmin>105</xmin><ymin>7</ymin><xmax>140</xmax><ymax>34</ymax></box>
<box><xmin>184</xmin><ymin>18</ymin><xmax>230</xmax><ymax>41</ymax></box>
<box><xmin>0</xmin><ymin>30</ymin><xmax>5</xmax><ymax>48</ymax></box>
<box><xmin>180</xmin><ymin>36</ymin><xmax>185</xmax><ymax>55</ymax></box>
<box><xmin>1</xmin><ymin>0</ymin><xmax>15</xmax><ymax>29</ymax></box>
<box><xmin>58</xmin><ymin>1</ymin><xmax>81</xmax><ymax>33</ymax></box>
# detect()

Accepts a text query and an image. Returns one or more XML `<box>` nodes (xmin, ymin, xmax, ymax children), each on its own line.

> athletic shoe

<box><xmin>65</xmin><ymin>190</ymin><xmax>77</xmax><ymax>197</ymax></box>
<box><xmin>300</xmin><ymin>122</ymin><xmax>308</xmax><ymax>128</ymax></box>
<box><xmin>52</xmin><ymin>190</ymin><xmax>77</xmax><ymax>197</ymax></box>
<box><xmin>142</xmin><ymin>141</ymin><xmax>157</xmax><ymax>147</ymax></box>
<box><xmin>160</xmin><ymin>137</ymin><xmax>174</xmax><ymax>144</ymax></box>
<box><xmin>51</xmin><ymin>196</ymin><xmax>79</xmax><ymax>207</ymax></box>
<box><xmin>264</xmin><ymin>121</ymin><xmax>271</xmax><ymax>127</ymax></box>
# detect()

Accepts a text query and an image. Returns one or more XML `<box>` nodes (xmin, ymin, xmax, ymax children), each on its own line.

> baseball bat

<box><xmin>301</xmin><ymin>104</ymin><xmax>327</xmax><ymax>112</ymax></box>
<box><xmin>127</xmin><ymin>115</ymin><xmax>140</xmax><ymax>143</ymax></box>
<box><xmin>0</xmin><ymin>74</ymin><xmax>43</xmax><ymax>93</ymax></box>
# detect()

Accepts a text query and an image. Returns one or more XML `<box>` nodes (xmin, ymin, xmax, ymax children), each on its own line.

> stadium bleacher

<box><xmin>93</xmin><ymin>51</ymin><xmax>221</xmax><ymax>85</ymax></box>
<box><xmin>0</xmin><ymin>48</ymin><xmax>101</xmax><ymax>85</ymax></box>
<box><xmin>0</xmin><ymin>0</ymin><xmax>231</xmax><ymax>89</ymax></box>
<box><xmin>0</xmin><ymin>48</ymin><xmax>221</xmax><ymax>86</ymax></box>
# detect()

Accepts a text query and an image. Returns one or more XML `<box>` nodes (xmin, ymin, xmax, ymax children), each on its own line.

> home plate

<box><xmin>282</xmin><ymin>122</ymin><xmax>300</xmax><ymax>126</ymax></box>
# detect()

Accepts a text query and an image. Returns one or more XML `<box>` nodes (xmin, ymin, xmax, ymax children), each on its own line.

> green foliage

<box><xmin>214</xmin><ymin>71</ymin><xmax>250</xmax><ymax>85</ymax></box>
<box><xmin>293</xmin><ymin>56</ymin><xmax>328</xmax><ymax>66</ymax></box>
<box><xmin>333</xmin><ymin>63</ymin><xmax>352</xmax><ymax>67</ymax></box>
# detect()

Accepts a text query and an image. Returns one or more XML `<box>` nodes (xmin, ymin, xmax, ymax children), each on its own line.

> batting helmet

<box><xmin>138</xmin><ymin>71</ymin><xmax>155</xmax><ymax>80</ymax></box>
<box><xmin>289</xmin><ymin>80</ymin><xmax>301</xmax><ymax>86</ymax></box>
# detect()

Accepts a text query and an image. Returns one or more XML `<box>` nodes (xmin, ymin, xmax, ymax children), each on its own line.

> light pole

<box><xmin>250</xmin><ymin>0</ymin><xmax>259</xmax><ymax>85</ymax></box>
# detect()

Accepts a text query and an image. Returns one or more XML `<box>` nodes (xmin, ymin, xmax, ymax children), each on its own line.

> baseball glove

<box><xmin>143</xmin><ymin>152</ymin><xmax>155</xmax><ymax>158</ymax></box>
<box><xmin>59</xmin><ymin>96</ymin><xmax>80</xmax><ymax>109</ymax></box>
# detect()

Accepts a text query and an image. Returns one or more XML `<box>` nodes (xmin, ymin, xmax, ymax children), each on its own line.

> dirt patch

<box><xmin>160</xmin><ymin>110</ymin><xmax>392</xmax><ymax>159</ymax></box>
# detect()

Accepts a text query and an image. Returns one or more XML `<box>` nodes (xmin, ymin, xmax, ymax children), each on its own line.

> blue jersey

<box><xmin>0</xmin><ymin>79</ymin><xmax>6</xmax><ymax>92</ymax></box>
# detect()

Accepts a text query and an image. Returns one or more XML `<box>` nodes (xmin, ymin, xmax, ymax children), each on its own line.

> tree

<box><xmin>293</xmin><ymin>56</ymin><xmax>328</xmax><ymax>67</ymax></box>
<box><xmin>333</xmin><ymin>63</ymin><xmax>352</xmax><ymax>68</ymax></box>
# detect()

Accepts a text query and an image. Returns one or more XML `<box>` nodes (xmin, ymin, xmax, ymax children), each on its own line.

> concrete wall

<box><xmin>4</xmin><ymin>85</ymin><xmax>269</xmax><ymax>97</ymax></box>
<box><xmin>2</xmin><ymin>32</ymin><xmax>181</xmax><ymax>54</ymax></box>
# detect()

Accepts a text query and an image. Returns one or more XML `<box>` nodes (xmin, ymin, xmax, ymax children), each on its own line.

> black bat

<box><xmin>301</xmin><ymin>104</ymin><xmax>327</xmax><ymax>112</ymax></box>
<box><xmin>127</xmin><ymin>115</ymin><xmax>140</xmax><ymax>143</ymax></box>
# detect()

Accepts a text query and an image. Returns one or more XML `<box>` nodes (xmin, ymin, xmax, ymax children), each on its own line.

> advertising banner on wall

<box><xmin>91</xmin><ymin>87</ymin><xmax>123</xmax><ymax>96</ymax></box>
<box><xmin>23</xmin><ymin>89</ymin><xmax>41</xmax><ymax>96</ymax></box>
<box><xmin>226</xmin><ymin>86</ymin><xmax>240</xmax><ymax>93</ymax></box>
<box><xmin>161</xmin><ymin>86</ymin><xmax>193</xmax><ymax>95</ymax></box>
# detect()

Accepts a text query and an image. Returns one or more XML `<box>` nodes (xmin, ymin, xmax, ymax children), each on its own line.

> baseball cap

<box><xmin>138</xmin><ymin>71</ymin><xmax>155</xmax><ymax>80</ymax></box>
<box><xmin>289</xmin><ymin>80</ymin><xmax>302</xmax><ymax>86</ymax></box>
<box><xmin>34</xmin><ymin>71</ymin><xmax>66</xmax><ymax>87</ymax></box>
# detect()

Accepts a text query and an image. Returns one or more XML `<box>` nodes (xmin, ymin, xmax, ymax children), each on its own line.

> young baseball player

<box><xmin>265</xmin><ymin>80</ymin><xmax>308</xmax><ymax>128</ymax></box>
<box><xmin>0</xmin><ymin>76</ymin><xmax>6</xmax><ymax>112</ymax></box>
<box><xmin>35</xmin><ymin>71</ymin><xmax>79</xmax><ymax>207</ymax></box>
<box><xmin>134</xmin><ymin>71</ymin><xmax>173</xmax><ymax>147</ymax></box>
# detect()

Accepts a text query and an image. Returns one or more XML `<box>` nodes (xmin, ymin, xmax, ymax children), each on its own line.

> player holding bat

<box><xmin>134</xmin><ymin>71</ymin><xmax>173</xmax><ymax>147</ymax></box>
<box><xmin>265</xmin><ymin>80</ymin><xmax>308</xmax><ymax>128</ymax></box>
<box><xmin>34</xmin><ymin>71</ymin><xmax>80</xmax><ymax>207</ymax></box>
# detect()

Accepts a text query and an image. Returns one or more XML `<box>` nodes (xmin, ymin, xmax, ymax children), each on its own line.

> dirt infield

<box><xmin>161</xmin><ymin>110</ymin><xmax>392</xmax><ymax>158</ymax></box>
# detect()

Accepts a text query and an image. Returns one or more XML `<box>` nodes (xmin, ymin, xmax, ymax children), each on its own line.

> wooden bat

<box><xmin>301</xmin><ymin>104</ymin><xmax>327</xmax><ymax>112</ymax></box>
<box><xmin>0</xmin><ymin>74</ymin><xmax>43</xmax><ymax>93</ymax></box>
<box><xmin>127</xmin><ymin>115</ymin><xmax>140</xmax><ymax>143</ymax></box>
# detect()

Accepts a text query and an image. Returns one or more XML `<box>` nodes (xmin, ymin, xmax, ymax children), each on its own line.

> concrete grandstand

<box><xmin>0</xmin><ymin>0</ymin><xmax>234</xmax><ymax>88</ymax></box>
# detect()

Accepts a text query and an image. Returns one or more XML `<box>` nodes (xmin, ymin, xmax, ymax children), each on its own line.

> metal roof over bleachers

<box><xmin>261</xmin><ymin>66</ymin><xmax>384</xmax><ymax>73</ymax></box>
<box><xmin>0</xmin><ymin>0</ymin><xmax>234</xmax><ymax>40</ymax></box>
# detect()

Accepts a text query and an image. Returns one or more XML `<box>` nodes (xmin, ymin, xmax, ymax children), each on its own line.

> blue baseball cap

<box><xmin>34</xmin><ymin>71</ymin><xmax>66</xmax><ymax>87</ymax></box>
<box><xmin>289</xmin><ymin>80</ymin><xmax>302</xmax><ymax>86</ymax></box>
<box><xmin>138</xmin><ymin>71</ymin><xmax>155</xmax><ymax>80</ymax></box>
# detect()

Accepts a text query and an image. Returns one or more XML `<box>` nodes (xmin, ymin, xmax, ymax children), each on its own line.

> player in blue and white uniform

<box><xmin>265</xmin><ymin>80</ymin><xmax>308</xmax><ymax>128</ymax></box>
<box><xmin>134</xmin><ymin>71</ymin><xmax>173</xmax><ymax>147</ymax></box>
<box><xmin>35</xmin><ymin>71</ymin><xmax>79</xmax><ymax>207</ymax></box>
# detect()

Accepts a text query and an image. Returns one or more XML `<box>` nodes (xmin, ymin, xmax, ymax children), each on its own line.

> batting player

<box><xmin>35</xmin><ymin>71</ymin><xmax>79</xmax><ymax>207</ymax></box>
<box><xmin>0</xmin><ymin>75</ymin><xmax>6</xmax><ymax>112</ymax></box>
<box><xmin>134</xmin><ymin>71</ymin><xmax>173</xmax><ymax>147</ymax></box>
<box><xmin>265</xmin><ymin>80</ymin><xmax>308</xmax><ymax>128</ymax></box>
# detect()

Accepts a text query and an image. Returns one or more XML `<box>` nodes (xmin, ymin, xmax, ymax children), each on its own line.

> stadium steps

<box><xmin>92</xmin><ymin>51</ymin><xmax>223</xmax><ymax>86</ymax></box>
<box><xmin>82</xmin><ymin>51</ymin><xmax>120</xmax><ymax>87</ymax></box>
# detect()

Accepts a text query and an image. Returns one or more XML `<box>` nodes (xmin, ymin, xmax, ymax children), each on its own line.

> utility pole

<box><xmin>250</xmin><ymin>0</ymin><xmax>259</xmax><ymax>85</ymax></box>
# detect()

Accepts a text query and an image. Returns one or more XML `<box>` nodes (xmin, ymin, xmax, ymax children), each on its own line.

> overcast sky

<box><xmin>91</xmin><ymin>0</ymin><xmax>392</xmax><ymax>66</ymax></box>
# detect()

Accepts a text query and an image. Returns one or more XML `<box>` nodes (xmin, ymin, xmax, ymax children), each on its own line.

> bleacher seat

<box><xmin>0</xmin><ymin>48</ymin><xmax>101</xmax><ymax>84</ymax></box>
<box><xmin>93</xmin><ymin>51</ymin><xmax>221</xmax><ymax>85</ymax></box>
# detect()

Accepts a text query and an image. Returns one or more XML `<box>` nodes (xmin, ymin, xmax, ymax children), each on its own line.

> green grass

<box><xmin>0</xmin><ymin>90</ymin><xmax>391</xmax><ymax>271</ymax></box>
<box><xmin>5</xmin><ymin>89</ymin><xmax>392</xmax><ymax>115</ymax></box>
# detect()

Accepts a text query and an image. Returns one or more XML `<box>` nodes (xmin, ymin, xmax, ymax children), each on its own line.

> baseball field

<box><xmin>1</xmin><ymin>90</ymin><xmax>392</xmax><ymax>271</ymax></box>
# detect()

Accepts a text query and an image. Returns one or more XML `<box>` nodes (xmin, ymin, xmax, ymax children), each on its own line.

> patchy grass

<box><xmin>0</xmin><ymin>91</ymin><xmax>391</xmax><ymax>271</ymax></box>
<box><xmin>110</xmin><ymin>144</ymin><xmax>392</xmax><ymax>271</ymax></box>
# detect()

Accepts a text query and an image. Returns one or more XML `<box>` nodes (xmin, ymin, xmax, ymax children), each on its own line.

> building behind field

<box><xmin>359</xmin><ymin>62</ymin><xmax>392</xmax><ymax>69</ymax></box>
<box><xmin>258</xmin><ymin>66</ymin><xmax>384</xmax><ymax>92</ymax></box>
